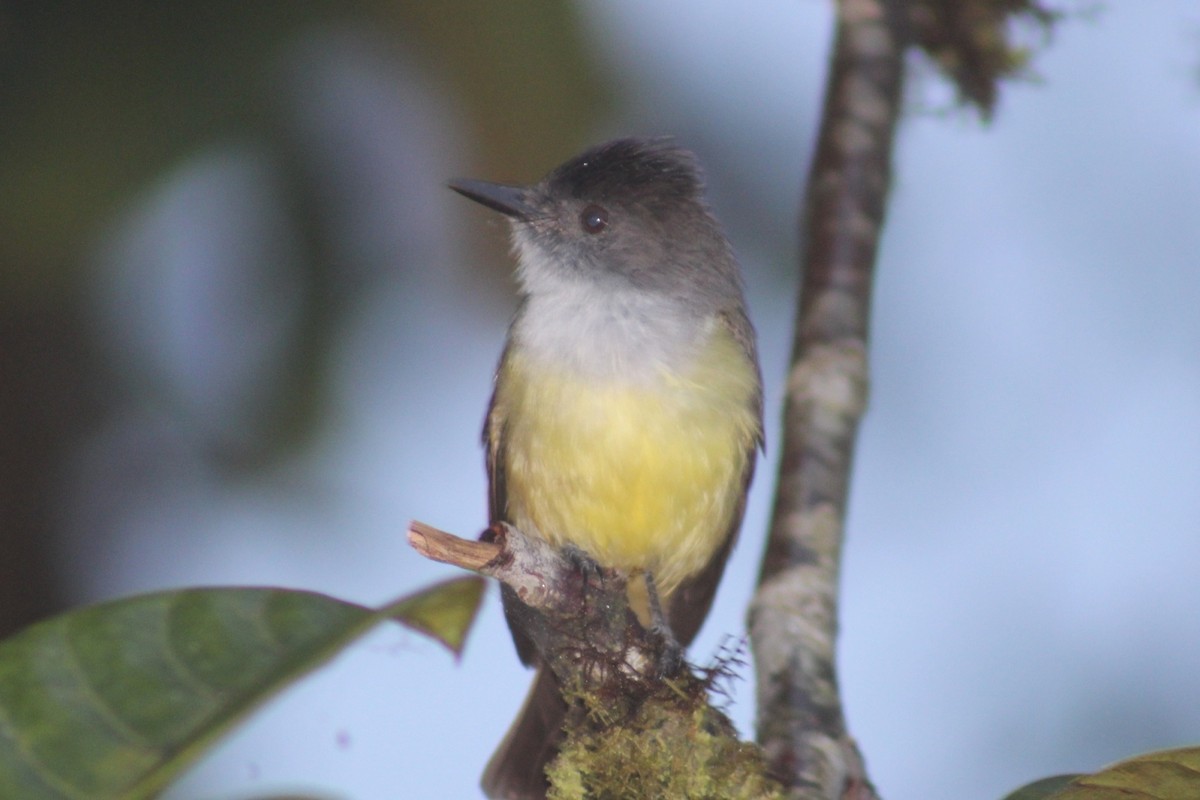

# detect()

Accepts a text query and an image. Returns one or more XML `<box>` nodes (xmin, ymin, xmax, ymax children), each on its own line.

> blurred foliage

<box><xmin>907</xmin><ymin>0</ymin><xmax>1060</xmax><ymax>117</ymax></box>
<box><xmin>0</xmin><ymin>0</ymin><xmax>607</xmax><ymax>295</ymax></box>
<box><xmin>0</xmin><ymin>1</ymin><xmax>331</xmax><ymax>292</ymax></box>
<box><xmin>0</xmin><ymin>0</ymin><xmax>607</xmax><ymax>636</ymax></box>
<box><xmin>381</xmin><ymin>0</ymin><xmax>611</xmax><ymax>178</ymax></box>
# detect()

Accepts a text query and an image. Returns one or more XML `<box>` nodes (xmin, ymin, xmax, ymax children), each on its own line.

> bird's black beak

<box><xmin>448</xmin><ymin>179</ymin><xmax>538</xmax><ymax>220</ymax></box>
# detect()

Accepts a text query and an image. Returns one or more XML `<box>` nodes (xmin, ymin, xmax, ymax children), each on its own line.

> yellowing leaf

<box><xmin>386</xmin><ymin>575</ymin><xmax>486</xmax><ymax>658</ymax></box>
<box><xmin>1004</xmin><ymin>747</ymin><xmax>1200</xmax><ymax>800</ymax></box>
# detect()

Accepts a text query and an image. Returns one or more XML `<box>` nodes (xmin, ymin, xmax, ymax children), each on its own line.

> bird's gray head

<box><xmin>450</xmin><ymin>138</ymin><xmax>744</xmax><ymax>314</ymax></box>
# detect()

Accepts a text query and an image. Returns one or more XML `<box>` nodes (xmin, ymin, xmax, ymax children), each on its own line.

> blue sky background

<box><xmin>42</xmin><ymin>2</ymin><xmax>1200</xmax><ymax>798</ymax></box>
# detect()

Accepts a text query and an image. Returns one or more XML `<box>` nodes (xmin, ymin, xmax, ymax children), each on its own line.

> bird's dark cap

<box><xmin>545</xmin><ymin>137</ymin><xmax>703</xmax><ymax>205</ymax></box>
<box><xmin>447</xmin><ymin>179</ymin><xmax>539</xmax><ymax>220</ymax></box>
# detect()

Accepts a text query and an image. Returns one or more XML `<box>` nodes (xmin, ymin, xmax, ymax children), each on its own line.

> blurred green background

<box><xmin>0</xmin><ymin>0</ymin><xmax>616</xmax><ymax>637</ymax></box>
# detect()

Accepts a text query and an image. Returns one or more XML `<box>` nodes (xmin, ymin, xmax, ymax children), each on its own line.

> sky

<box><xmin>54</xmin><ymin>2</ymin><xmax>1200</xmax><ymax>798</ymax></box>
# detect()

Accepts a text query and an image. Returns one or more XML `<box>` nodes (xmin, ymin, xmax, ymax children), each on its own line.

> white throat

<box><xmin>510</xmin><ymin>241</ymin><xmax>711</xmax><ymax>380</ymax></box>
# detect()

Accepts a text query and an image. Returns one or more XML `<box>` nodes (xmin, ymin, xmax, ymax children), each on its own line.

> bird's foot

<box><xmin>644</xmin><ymin>571</ymin><xmax>686</xmax><ymax>678</ymax></box>
<box><xmin>561</xmin><ymin>543</ymin><xmax>604</xmax><ymax>586</ymax></box>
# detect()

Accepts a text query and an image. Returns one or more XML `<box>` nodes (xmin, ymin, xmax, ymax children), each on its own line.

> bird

<box><xmin>449</xmin><ymin>137</ymin><xmax>762</xmax><ymax>799</ymax></box>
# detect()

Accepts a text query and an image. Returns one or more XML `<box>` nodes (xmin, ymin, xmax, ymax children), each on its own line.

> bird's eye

<box><xmin>580</xmin><ymin>204</ymin><xmax>609</xmax><ymax>234</ymax></box>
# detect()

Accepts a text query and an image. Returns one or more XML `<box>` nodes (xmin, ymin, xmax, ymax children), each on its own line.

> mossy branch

<box><xmin>409</xmin><ymin>520</ymin><xmax>785</xmax><ymax>798</ymax></box>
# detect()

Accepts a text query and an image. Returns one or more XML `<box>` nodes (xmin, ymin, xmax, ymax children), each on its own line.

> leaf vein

<box><xmin>59</xmin><ymin>624</ymin><xmax>158</xmax><ymax>752</ymax></box>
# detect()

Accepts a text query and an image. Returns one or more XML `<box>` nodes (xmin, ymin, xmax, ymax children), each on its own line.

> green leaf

<box><xmin>1001</xmin><ymin>774</ymin><xmax>1082</xmax><ymax>799</ymax></box>
<box><xmin>388</xmin><ymin>576</ymin><xmax>486</xmax><ymax>658</ymax></box>
<box><xmin>0</xmin><ymin>581</ymin><xmax>484</xmax><ymax>800</ymax></box>
<box><xmin>1003</xmin><ymin>747</ymin><xmax>1200</xmax><ymax>799</ymax></box>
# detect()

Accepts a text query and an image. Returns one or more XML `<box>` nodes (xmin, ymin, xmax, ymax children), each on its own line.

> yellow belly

<box><xmin>491</xmin><ymin>326</ymin><xmax>759</xmax><ymax>597</ymax></box>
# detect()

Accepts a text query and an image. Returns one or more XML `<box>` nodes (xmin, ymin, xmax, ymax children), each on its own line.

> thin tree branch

<box><xmin>749</xmin><ymin>1</ymin><xmax>906</xmax><ymax>798</ymax></box>
<box><xmin>407</xmin><ymin>520</ymin><xmax>641</xmax><ymax>656</ymax></box>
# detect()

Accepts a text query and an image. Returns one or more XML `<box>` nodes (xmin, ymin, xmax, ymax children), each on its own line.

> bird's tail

<box><xmin>481</xmin><ymin>666</ymin><xmax>567</xmax><ymax>800</ymax></box>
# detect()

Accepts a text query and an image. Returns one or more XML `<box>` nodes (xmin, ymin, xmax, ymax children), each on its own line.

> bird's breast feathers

<box><xmin>491</xmin><ymin>314</ymin><xmax>759</xmax><ymax>595</ymax></box>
